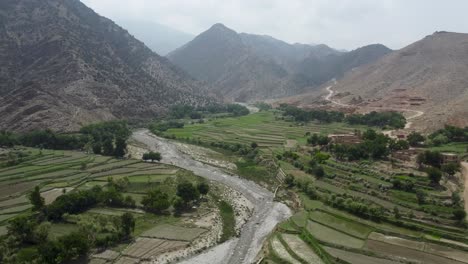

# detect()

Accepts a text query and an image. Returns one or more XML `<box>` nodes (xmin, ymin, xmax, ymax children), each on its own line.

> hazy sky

<box><xmin>81</xmin><ymin>0</ymin><xmax>468</xmax><ymax>50</ymax></box>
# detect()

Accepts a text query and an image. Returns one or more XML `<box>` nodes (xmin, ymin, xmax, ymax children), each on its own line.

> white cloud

<box><xmin>81</xmin><ymin>0</ymin><xmax>468</xmax><ymax>50</ymax></box>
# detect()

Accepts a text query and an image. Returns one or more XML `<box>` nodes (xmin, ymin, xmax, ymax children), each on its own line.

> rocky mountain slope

<box><xmin>329</xmin><ymin>32</ymin><xmax>468</xmax><ymax>130</ymax></box>
<box><xmin>0</xmin><ymin>0</ymin><xmax>216</xmax><ymax>132</ymax></box>
<box><xmin>168</xmin><ymin>23</ymin><xmax>390</xmax><ymax>101</ymax></box>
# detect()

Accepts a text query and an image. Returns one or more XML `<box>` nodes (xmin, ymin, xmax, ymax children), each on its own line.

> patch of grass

<box><xmin>236</xmin><ymin>160</ymin><xmax>273</xmax><ymax>184</ymax></box>
<box><xmin>219</xmin><ymin>200</ymin><xmax>235</xmax><ymax>242</ymax></box>
<box><xmin>49</xmin><ymin>223</ymin><xmax>80</xmax><ymax>239</ymax></box>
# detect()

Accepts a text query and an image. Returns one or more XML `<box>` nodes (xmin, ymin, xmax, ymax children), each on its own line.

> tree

<box><xmin>7</xmin><ymin>215</ymin><xmax>37</xmax><ymax>244</ymax></box>
<box><xmin>177</xmin><ymin>182</ymin><xmax>200</xmax><ymax>203</ymax></box>
<box><xmin>92</xmin><ymin>142</ymin><xmax>102</xmax><ymax>154</ymax></box>
<box><xmin>426</xmin><ymin>167</ymin><xmax>442</xmax><ymax>185</ymax></box>
<box><xmin>442</xmin><ymin>163</ymin><xmax>460</xmax><ymax>177</ymax></box>
<box><xmin>452</xmin><ymin>192</ymin><xmax>461</xmax><ymax>206</ymax></box>
<box><xmin>284</xmin><ymin>174</ymin><xmax>295</xmax><ymax>188</ymax></box>
<box><xmin>407</xmin><ymin>132</ymin><xmax>425</xmax><ymax>147</ymax></box>
<box><xmin>312</xmin><ymin>166</ymin><xmax>326</xmax><ymax>179</ymax></box>
<box><xmin>102</xmin><ymin>138</ymin><xmax>114</xmax><ymax>156</ymax></box>
<box><xmin>251</xmin><ymin>142</ymin><xmax>258</xmax><ymax>149</ymax></box>
<box><xmin>314</xmin><ymin>151</ymin><xmax>330</xmax><ymax>164</ymax></box>
<box><xmin>120</xmin><ymin>213</ymin><xmax>135</xmax><ymax>239</ymax></box>
<box><xmin>114</xmin><ymin>137</ymin><xmax>127</xmax><ymax>157</ymax></box>
<box><xmin>28</xmin><ymin>186</ymin><xmax>45</xmax><ymax>211</ymax></box>
<box><xmin>142</xmin><ymin>151</ymin><xmax>162</xmax><ymax>162</ymax></box>
<box><xmin>393</xmin><ymin>206</ymin><xmax>401</xmax><ymax>219</ymax></box>
<box><xmin>141</xmin><ymin>189</ymin><xmax>171</xmax><ymax>213</ymax></box>
<box><xmin>416</xmin><ymin>190</ymin><xmax>426</xmax><ymax>204</ymax></box>
<box><xmin>173</xmin><ymin>197</ymin><xmax>185</xmax><ymax>214</ymax></box>
<box><xmin>453</xmin><ymin>209</ymin><xmax>466</xmax><ymax>222</ymax></box>
<box><xmin>197</xmin><ymin>182</ymin><xmax>210</xmax><ymax>196</ymax></box>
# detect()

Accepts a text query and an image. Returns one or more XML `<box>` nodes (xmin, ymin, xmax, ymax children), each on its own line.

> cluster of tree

<box><xmin>279</xmin><ymin>150</ymin><xmax>328</xmax><ymax>180</ymax></box>
<box><xmin>326</xmin><ymin>195</ymin><xmax>387</xmax><ymax>222</ymax></box>
<box><xmin>307</xmin><ymin>133</ymin><xmax>330</xmax><ymax>146</ymax></box>
<box><xmin>417</xmin><ymin>150</ymin><xmax>461</xmax><ymax>185</ymax></box>
<box><xmin>80</xmin><ymin>121</ymin><xmax>131</xmax><ymax>157</ymax></box>
<box><xmin>0</xmin><ymin>131</ymin><xmax>17</xmax><ymax>147</ymax></box>
<box><xmin>178</xmin><ymin>137</ymin><xmax>259</xmax><ymax>161</ymax></box>
<box><xmin>10</xmin><ymin>130</ymin><xmax>87</xmax><ymax>150</ymax></box>
<box><xmin>142</xmin><ymin>152</ymin><xmax>162</xmax><ymax>162</ymax></box>
<box><xmin>345</xmin><ymin>111</ymin><xmax>406</xmax><ymax>129</ymax></box>
<box><xmin>254</xmin><ymin>102</ymin><xmax>272</xmax><ymax>111</ymax></box>
<box><xmin>149</xmin><ymin>120</ymin><xmax>185</xmax><ymax>135</ymax></box>
<box><xmin>428</xmin><ymin>125</ymin><xmax>468</xmax><ymax>146</ymax></box>
<box><xmin>280</xmin><ymin>105</ymin><xmax>406</xmax><ymax>129</ymax></box>
<box><xmin>392</xmin><ymin>178</ymin><xmax>415</xmax><ymax>192</ymax></box>
<box><xmin>1</xmin><ymin>211</ymin><xmax>135</xmax><ymax>263</ymax></box>
<box><xmin>141</xmin><ymin>182</ymin><xmax>209</xmax><ymax>214</ymax></box>
<box><xmin>407</xmin><ymin>131</ymin><xmax>426</xmax><ymax>147</ymax></box>
<box><xmin>280</xmin><ymin>104</ymin><xmax>344</xmax><ymax>123</ymax></box>
<box><xmin>169</xmin><ymin>103</ymin><xmax>250</xmax><ymax>119</ymax></box>
<box><xmin>332</xmin><ymin>129</ymin><xmax>391</xmax><ymax>161</ymax></box>
<box><xmin>0</xmin><ymin>121</ymin><xmax>131</xmax><ymax>159</ymax></box>
<box><xmin>46</xmin><ymin>185</ymin><xmax>135</xmax><ymax>221</ymax></box>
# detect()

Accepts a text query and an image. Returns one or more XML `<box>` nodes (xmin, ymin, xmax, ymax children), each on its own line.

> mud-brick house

<box><xmin>441</xmin><ymin>153</ymin><xmax>460</xmax><ymax>165</ymax></box>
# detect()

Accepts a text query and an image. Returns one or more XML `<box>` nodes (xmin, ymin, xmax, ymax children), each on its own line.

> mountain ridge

<box><xmin>168</xmin><ymin>23</ymin><xmax>391</xmax><ymax>101</ymax></box>
<box><xmin>0</xmin><ymin>0</ymin><xmax>217</xmax><ymax>132</ymax></box>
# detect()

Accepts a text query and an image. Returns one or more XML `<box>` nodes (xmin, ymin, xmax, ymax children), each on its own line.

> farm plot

<box><xmin>368</xmin><ymin>232</ymin><xmax>425</xmax><ymax>251</ymax></box>
<box><xmin>92</xmin><ymin>249</ymin><xmax>120</xmax><ymax>262</ymax></box>
<box><xmin>41</xmin><ymin>188</ymin><xmax>74</xmax><ymax>205</ymax></box>
<box><xmin>122</xmin><ymin>237</ymin><xmax>188</xmax><ymax>259</ymax></box>
<box><xmin>281</xmin><ymin>234</ymin><xmax>324</xmax><ymax>264</ymax></box>
<box><xmin>309</xmin><ymin>211</ymin><xmax>373</xmax><ymax>239</ymax></box>
<box><xmin>306</xmin><ymin>221</ymin><xmax>365</xmax><ymax>249</ymax></box>
<box><xmin>270</xmin><ymin>236</ymin><xmax>301</xmax><ymax>264</ymax></box>
<box><xmin>141</xmin><ymin>224</ymin><xmax>207</xmax><ymax>241</ymax></box>
<box><xmin>166</xmin><ymin>111</ymin><xmax>365</xmax><ymax>149</ymax></box>
<box><xmin>365</xmin><ymin>240</ymin><xmax>466</xmax><ymax>264</ymax></box>
<box><xmin>324</xmin><ymin>246</ymin><xmax>399</xmax><ymax>264</ymax></box>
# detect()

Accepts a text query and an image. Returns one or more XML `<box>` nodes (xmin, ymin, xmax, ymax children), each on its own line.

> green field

<box><xmin>0</xmin><ymin>147</ymin><xmax>226</xmax><ymax>263</ymax></box>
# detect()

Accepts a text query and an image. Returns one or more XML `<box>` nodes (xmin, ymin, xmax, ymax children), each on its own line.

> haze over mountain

<box><xmin>0</xmin><ymin>0</ymin><xmax>216</xmax><ymax>132</ymax></box>
<box><xmin>115</xmin><ymin>19</ymin><xmax>194</xmax><ymax>55</ymax></box>
<box><xmin>168</xmin><ymin>23</ymin><xmax>391</xmax><ymax>101</ymax></box>
<box><xmin>321</xmin><ymin>32</ymin><xmax>468</xmax><ymax>130</ymax></box>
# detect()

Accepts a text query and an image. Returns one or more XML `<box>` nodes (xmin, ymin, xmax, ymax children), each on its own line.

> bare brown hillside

<box><xmin>326</xmin><ymin>32</ymin><xmax>468</xmax><ymax>131</ymax></box>
<box><xmin>0</xmin><ymin>0</ymin><xmax>217</xmax><ymax>132</ymax></box>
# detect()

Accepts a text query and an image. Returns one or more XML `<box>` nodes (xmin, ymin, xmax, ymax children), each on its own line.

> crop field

<box><xmin>324</xmin><ymin>247</ymin><xmax>399</xmax><ymax>264</ymax></box>
<box><xmin>306</xmin><ymin>220</ymin><xmax>365</xmax><ymax>249</ymax></box>
<box><xmin>308</xmin><ymin>210</ymin><xmax>373</xmax><ymax>239</ymax></box>
<box><xmin>0</xmin><ymin>147</ymin><xmax>224</xmax><ymax>263</ymax></box>
<box><xmin>141</xmin><ymin>224</ymin><xmax>207</xmax><ymax>241</ymax></box>
<box><xmin>281</xmin><ymin>234</ymin><xmax>324</xmax><ymax>264</ymax></box>
<box><xmin>165</xmin><ymin>111</ymin><xmax>367</xmax><ymax>149</ymax></box>
<box><xmin>162</xmin><ymin>109</ymin><xmax>468</xmax><ymax>264</ymax></box>
<box><xmin>122</xmin><ymin>237</ymin><xmax>189</xmax><ymax>259</ymax></box>
<box><xmin>270</xmin><ymin>236</ymin><xmax>301</xmax><ymax>264</ymax></box>
<box><xmin>0</xmin><ymin>148</ymin><xmax>183</xmax><ymax>229</ymax></box>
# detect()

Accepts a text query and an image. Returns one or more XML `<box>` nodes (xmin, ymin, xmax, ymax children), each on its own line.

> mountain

<box><xmin>115</xmin><ymin>20</ymin><xmax>194</xmax><ymax>55</ymax></box>
<box><xmin>296</xmin><ymin>44</ymin><xmax>392</xmax><ymax>86</ymax></box>
<box><xmin>0</xmin><ymin>0</ymin><xmax>216</xmax><ymax>132</ymax></box>
<box><xmin>168</xmin><ymin>23</ymin><xmax>390</xmax><ymax>101</ymax></box>
<box><xmin>329</xmin><ymin>32</ymin><xmax>468</xmax><ymax>130</ymax></box>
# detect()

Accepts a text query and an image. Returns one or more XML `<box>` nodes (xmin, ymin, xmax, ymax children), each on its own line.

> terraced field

<box><xmin>165</xmin><ymin>111</ymin><xmax>367</xmax><ymax>149</ymax></box>
<box><xmin>0</xmin><ymin>147</ymin><xmax>223</xmax><ymax>262</ymax></box>
<box><xmin>162</xmin><ymin>110</ymin><xmax>468</xmax><ymax>264</ymax></box>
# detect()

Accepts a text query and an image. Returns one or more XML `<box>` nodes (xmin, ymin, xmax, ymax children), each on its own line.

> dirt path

<box><xmin>462</xmin><ymin>162</ymin><xmax>468</xmax><ymax>218</ymax></box>
<box><xmin>132</xmin><ymin>130</ymin><xmax>291</xmax><ymax>264</ymax></box>
<box><xmin>324</xmin><ymin>84</ymin><xmax>424</xmax><ymax>130</ymax></box>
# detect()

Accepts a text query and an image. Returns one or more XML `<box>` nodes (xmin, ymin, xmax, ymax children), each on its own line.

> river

<box><xmin>132</xmin><ymin>130</ymin><xmax>291</xmax><ymax>264</ymax></box>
